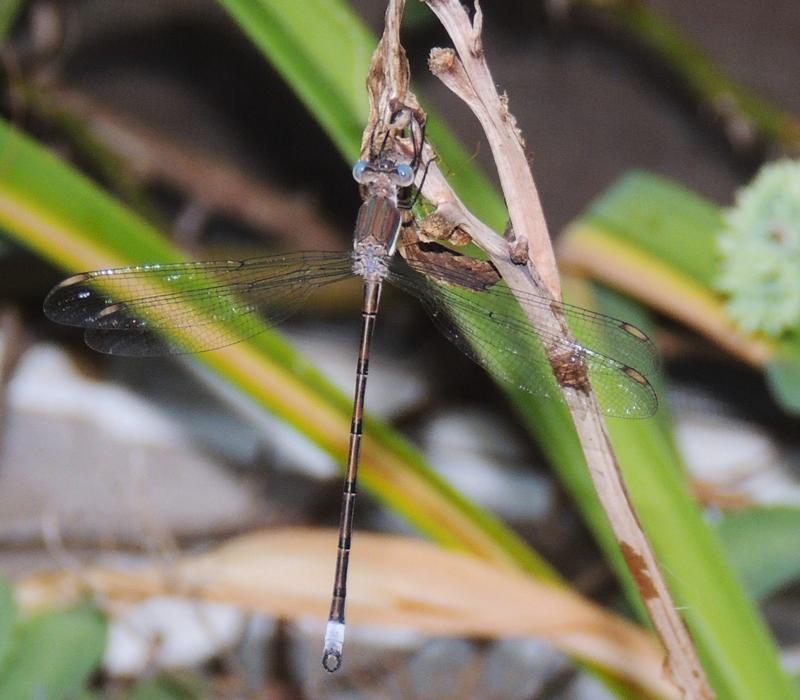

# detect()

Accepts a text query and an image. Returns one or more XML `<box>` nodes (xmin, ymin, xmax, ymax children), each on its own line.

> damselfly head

<box><xmin>352</xmin><ymin>158</ymin><xmax>416</xmax><ymax>198</ymax></box>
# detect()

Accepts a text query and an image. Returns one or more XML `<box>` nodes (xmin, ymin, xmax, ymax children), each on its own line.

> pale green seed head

<box><xmin>716</xmin><ymin>159</ymin><xmax>800</xmax><ymax>337</ymax></box>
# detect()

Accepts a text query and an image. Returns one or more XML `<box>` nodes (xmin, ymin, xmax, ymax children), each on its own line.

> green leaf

<box><xmin>0</xmin><ymin>605</ymin><xmax>106</xmax><ymax>699</ymax></box>
<box><xmin>218</xmin><ymin>0</ymin><xmax>369</xmax><ymax>161</ymax></box>
<box><xmin>765</xmin><ymin>355</ymin><xmax>800</xmax><ymax>414</ymax></box>
<box><xmin>127</xmin><ymin>673</ymin><xmax>204</xmax><ymax>700</ymax></box>
<box><xmin>583</xmin><ymin>171</ymin><xmax>723</xmax><ymax>287</ymax></box>
<box><xmin>0</xmin><ymin>0</ymin><xmax>25</xmax><ymax>42</ymax></box>
<box><xmin>0</xmin><ymin>578</ymin><xmax>16</xmax><ymax>670</ymax></box>
<box><xmin>716</xmin><ymin>506</ymin><xmax>800</xmax><ymax>599</ymax></box>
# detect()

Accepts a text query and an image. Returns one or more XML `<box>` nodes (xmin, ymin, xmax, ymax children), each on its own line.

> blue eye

<box><xmin>394</xmin><ymin>163</ymin><xmax>414</xmax><ymax>186</ymax></box>
<box><xmin>352</xmin><ymin>160</ymin><xmax>369</xmax><ymax>183</ymax></box>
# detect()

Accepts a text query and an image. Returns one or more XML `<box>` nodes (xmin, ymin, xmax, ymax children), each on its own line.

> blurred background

<box><xmin>0</xmin><ymin>0</ymin><xmax>799</xmax><ymax>698</ymax></box>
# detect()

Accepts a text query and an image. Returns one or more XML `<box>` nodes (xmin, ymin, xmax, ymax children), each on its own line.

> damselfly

<box><xmin>43</xmin><ymin>118</ymin><xmax>657</xmax><ymax>673</ymax></box>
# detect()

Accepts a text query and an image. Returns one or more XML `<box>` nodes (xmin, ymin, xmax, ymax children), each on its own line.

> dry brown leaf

<box><xmin>17</xmin><ymin>528</ymin><xmax>677</xmax><ymax>698</ymax></box>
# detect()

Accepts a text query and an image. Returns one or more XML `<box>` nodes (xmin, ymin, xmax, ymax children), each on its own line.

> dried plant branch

<box><xmin>360</xmin><ymin>0</ymin><xmax>415</xmax><ymax>157</ymax></box>
<box><xmin>21</xmin><ymin>85</ymin><xmax>343</xmax><ymax>250</ymax></box>
<box><xmin>358</xmin><ymin>3</ymin><xmax>513</xmax><ymax>266</ymax></box>
<box><xmin>570</xmin><ymin>0</ymin><xmax>800</xmax><ymax>157</ymax></box>
<box><xmin>16</xmin><ymin>528</ymin><xmax>681</xmax><ymax>699</ymax></box>
<box><xmin>420</xmin><ymin>1</ymin><xmax>713</xmax><ymax>697</ymax></box>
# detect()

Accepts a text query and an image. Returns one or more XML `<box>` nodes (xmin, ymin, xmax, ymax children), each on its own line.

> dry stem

<box><xmin>24</xmin><ymin>86</ymin><xmax>343</xmax><ymax>251</ymax></box>
<box><xmin>420</xmin><ymin>1</ymin><xmax>714</xmax><ymax>697</ymax></box>
<box><xmin>570</xmin><ymin>0</ymin><xmax>800</xmax><ymax>157</ymax></box>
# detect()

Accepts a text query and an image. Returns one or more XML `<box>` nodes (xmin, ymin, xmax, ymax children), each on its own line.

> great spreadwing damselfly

<box><xmin>43</xmin><ymin>117</ymin><xmax>658</xmax><ymax>673</ymax></box>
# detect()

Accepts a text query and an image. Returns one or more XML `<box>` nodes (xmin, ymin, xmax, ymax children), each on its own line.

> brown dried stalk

<box><xmin>25</xmin><ymin>86</ymin><xmax>343</xmax><ymax>250</ymax></box>
<box><xmin>17</xmin><ymin>528</ymin><xmax>680</xmax><ymax>698</ymax></box>
<box><xmin>417</xmin><ymin>1</ymin><xmax>714</xmax><ymax>697</ymax></box>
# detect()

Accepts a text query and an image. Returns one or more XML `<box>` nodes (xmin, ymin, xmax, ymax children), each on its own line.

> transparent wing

<box><xmin>388</xmin><ymin>254</ymin><xmax>658</xmax><ymax>419</ymax></box>
<box><xmin>44</xmin><ymin>251</ymin><xmax>354</xmax><ymax>356</ymax></box>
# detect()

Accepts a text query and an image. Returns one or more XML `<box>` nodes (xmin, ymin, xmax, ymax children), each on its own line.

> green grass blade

<box><xmin>127</xmin><ymin>674</ymin><xmax>205</xmax><ymax>700</ymax></box>
<box><xmin>0</xmin><ymin>605</ymin><xmax>106</xmax><ymax>698</ymax></box>
<box><xmin>583</xmin><ymin>171</ymin><xmax>723</xmax><ymax>287</ymax></box>
<box><xmin>0</xmin><ymin>578</ymin><xmax>15</xmax><ymax>671</ymax></box>
<box><xmin>717</xmin><ymin>506</ymin><xmax>800</xmax><ymax>600</ymax></box>
<box><xmin>218</xmin><ymin>0</ymin><xmax>370</xmax><ymax>161</ymax></box>
<box><xmin>766</xmin><ymin>355</ymin><xmax>800</xmax><ymax>413</ymax></box>
<box><xmin>0</xmin><ymin>0</ymin><xmax>25</xmax><ymax>42</ymax></box>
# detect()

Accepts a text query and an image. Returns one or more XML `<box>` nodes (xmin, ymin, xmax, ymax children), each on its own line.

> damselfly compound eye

<box><xmin>352</xmin><ymin>160</ymin><xmax>369</xmax><ymax>183</ymax></box>
<box><xmin>394</xmin><ymin>163</ymin><xmax>415</xmax><ymax>187</ymax></box>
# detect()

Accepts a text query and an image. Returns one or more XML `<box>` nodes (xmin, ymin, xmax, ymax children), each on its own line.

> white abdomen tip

<box><xmin>322</xmin><ymin>621</ymin><xmax>346</xmax><ymax>673</ymax></box>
